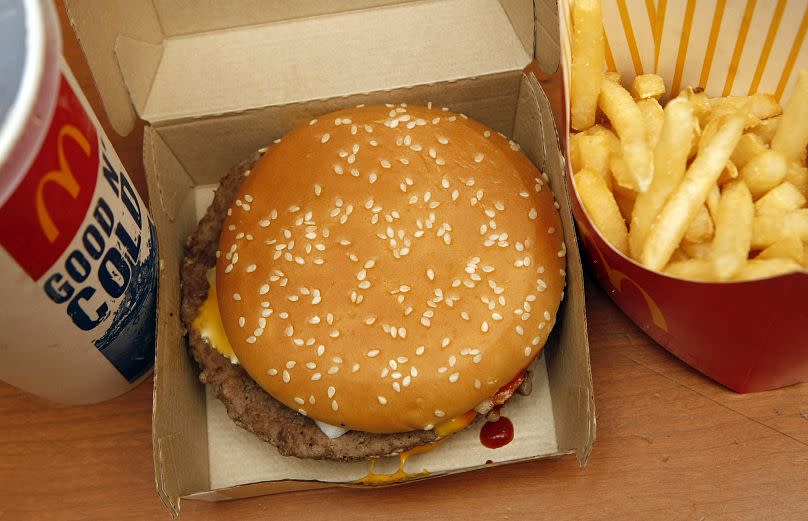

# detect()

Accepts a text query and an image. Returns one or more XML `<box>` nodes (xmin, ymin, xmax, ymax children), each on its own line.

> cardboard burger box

<box><xmin>559</xmin><ymin>0</ymin><xmax>808</xmax><ymax>393</ymax></box>
<box><xmin>66</xmin><ymin>0</ymin><xmax>595</xmax><ymax>515</ymax></box>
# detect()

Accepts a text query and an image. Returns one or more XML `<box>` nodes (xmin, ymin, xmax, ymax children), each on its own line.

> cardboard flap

<box><xmin>118</xmin><ymin>0</ymin><xmax>532</xmax><ymax>124</ymax></box>
<box><xmin>534</xmin><ymin>0</ymin><xmax>561</xmax><ymax>74</ymax></box>
<box><xmin>114</xmin><ymin>36</ymin><xmax>163</xmax><ymax>118</ymax></box>
<box><xmin>64</xmin><ymin>0</ymin><xmax>163</xmax><ymax>136</ymax></box>
<box><xmin>151</xmin><ymin>0</ymin><xmax>416</xmax><ymax>37</ymax></box>
<box><xmin>154</xmin><ymin>71</ymin><xmax>524</xmax><ymax>186</ymax></box>
<box><xmin>144</xmin><ymin>127</ymin><xmax>209</xmax><ymax>516</ymax></box>
<box><xmin>513</xmin><ymin>73</ymin><xmax>596</xmax><ymax>465</ymax></box>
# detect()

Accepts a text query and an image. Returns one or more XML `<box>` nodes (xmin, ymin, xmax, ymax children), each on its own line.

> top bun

<box><xmin>216</xmin><ymin>104</ymin><xmax>566</xmax><ymax>433</ymax></box>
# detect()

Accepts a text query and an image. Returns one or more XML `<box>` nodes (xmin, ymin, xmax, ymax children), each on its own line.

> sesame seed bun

<box><xmin>216</xmin><ymin>104</ymin><xmax>565</xmax><ymax>434</ymax></box>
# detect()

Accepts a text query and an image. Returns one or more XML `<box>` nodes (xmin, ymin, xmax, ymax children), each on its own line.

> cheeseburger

<box><xmin>181</xmin><ymin>104</ymin><xmax>566</xmax><ymax>461</ymax></box>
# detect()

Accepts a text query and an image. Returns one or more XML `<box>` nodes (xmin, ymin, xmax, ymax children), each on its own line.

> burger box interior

<box><xmin>65</xmin><ymin>0</ymin><xmax>595</xmax><ymax>515</ymax></box>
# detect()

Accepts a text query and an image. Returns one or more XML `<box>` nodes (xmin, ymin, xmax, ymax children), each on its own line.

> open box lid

<box><xmin>65</xmin><ymin>0</ymin><xmax>560</xmax><ymax>136</ymax></box>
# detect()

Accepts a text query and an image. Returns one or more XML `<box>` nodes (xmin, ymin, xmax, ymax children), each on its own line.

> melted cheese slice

<box><xmin>192</xmin><ymin>270</ymin><xmax>238</xmax><ymax>364</ymax></box>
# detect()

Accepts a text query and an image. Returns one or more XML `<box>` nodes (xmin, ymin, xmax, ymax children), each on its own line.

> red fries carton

<box><xmin>560</xmin><ymin>0</ymin><xmax>808</xmax><ymax>392</ymax></box>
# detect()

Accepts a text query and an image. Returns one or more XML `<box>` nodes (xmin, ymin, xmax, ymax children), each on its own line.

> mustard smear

<box><xmin>353</xmin><ymin>441</ymin><xmax>444</xmax><ymax>485</ymax></box>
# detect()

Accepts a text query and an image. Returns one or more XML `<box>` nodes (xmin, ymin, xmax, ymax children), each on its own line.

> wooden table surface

<box><xmin>1</xmin><ymin>3</ymin><xmax>806</xmax><ymax>520</ymax></box>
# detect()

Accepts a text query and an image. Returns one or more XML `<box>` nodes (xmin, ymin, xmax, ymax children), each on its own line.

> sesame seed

<box><xmin>282</xmin><ymin>370</ymin><xmax>291</xmax><ymax>383</ymax></box>
<box><xmin>367</xmin><ymin>349</ymin><xmax>380</xmax><ymax>358</ymax></box>
<box><xmin>524</xmin><ymin>347</ymin><xmax>532</xmax><ymax>357</ymax></box>
<box><xmin>441</xmin><ymin>337</ymin><xmax>450</xmax><ymax>348</ymax></box>
<box><xmin>416</xmin><ymin>346</ymin><xmax>425</xmax><ymax>356</ymax></box>
<box><xmin>474</xmin><ymin>153</ymin><xmax>485</xmax><ymax>163</ymax></box>
<box><xmin>331</xmin><ymin>400</ymin><xmax>339</xmax><ymax>411</ymax></box>
<box><xmin>328</xmin><ymin>386</ymin><xmax>336</xmax><ymax>398</ymax></box>
<box><xmin>321</xmin><ymin>133</ymin><xmax>330</xmax><ymax>143</ymax></box>
<box><xmin>378</xmin><ymin>396</ymin><xmax>388</xmax><ymax>405</ymax></box>
<box><xmin>434</xmin><ymin>410</ymin><xmax>446</xmax><ymax>418</ymax></box>
<box><xmin>529</xmin><ymin>208</ymin><xmax>538</xmax><ymax>220</ymax></box>
<box><xmin>232</xmin><ymin>293</ymin><xmax>241</xmax><ymax>301</ymax></box>
<box><xmin>246</xmin><ymin>336</ymin><xmax>256</xmax><ymax>344</ymax></box>
<box><xmin>309</xmin><ymin>119</ymin><xmax>318</xmax><ymax>125</ymax></box>
<box><xmin>449</xmin><ymin>372</ymin><xmax>459</xmax><ymax>383</ymax></box>
<box><xmin>381</xmin><ymin>159</ymin><xmax>391</xmax><ymax>169</ymax></box>
<box><xmin>268</xmin><ymin>368</ymin><xmax>278</xmax><ymax>376</ymax></box>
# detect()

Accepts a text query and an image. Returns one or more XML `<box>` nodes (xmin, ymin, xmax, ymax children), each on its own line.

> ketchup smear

<box><xmin>480</xmin><ymin>415</ymin><xmax>514</xmax><ymax>449</ymax></box>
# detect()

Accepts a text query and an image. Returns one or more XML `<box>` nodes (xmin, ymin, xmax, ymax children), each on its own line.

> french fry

<box><xmin>631</xmin><ymin>74</ymin><xmax>666</xmax><ymax>100</ymax></box>
<box><xmin>683</xmin><ymin>204</ymin><xmax>714</xmax><ymax>244</ymax></box>
<box><xmin>756</xmin><ymin>234</ymin><xmax>804</xmax><ymax>264</ymax></box>
<box><xmin>575</xmin><ymin>168</ymin><xmax>628</xmax><ymax>254</ymax></box>
<box><xmin>739</xmin><ymin>149</ymin><xmax>788</xmax><ymax>199</ymax></box>
<box><xmin>698</xmin><ymin>115</ymin><xmax>726</xmax><ymax>154</ymax></box>
<box><xmin>716</xmin><ymin>160</ymin><xmax>739</xmax><ymax>185</ymax></box>
<box><xmin>705</xmin><ymin>183</ymin><xmax>721</xmax><ymax>221</ymax></box>
<box><xmin>680</xmin><ymin>87</ymin><xmax>710</xmax><ymax>121</ymax></box>
<box><xmin>771</xmin><ymin>68</ymin><xmax>808</xmax><ymax>163</ymax></box>
<box><xmin>670</xmin><ymin>248</ymin><xmax>690</xmax><ymax>263</ymax></box>
<box><xmin>750</xmin><ymin>115</ymin><xmax>780</xmax><ymax>144</ymax></box>
<box><xmin>709</xmin><ymin>181</ymin><xmax>754</xmax><ymax>280</ymax></box>
<box><xmin>637</xmin><ymin>98</ymin><xmax>664</xmax><ymax>149</ymax></box>
<box><xmin>730</xmin><ymin>133</ymin><xmax>767</xmax><ymax>170</ymax></box>
<box><xmin>733</xmin><ymin>258</ymin><xmax>802</xmax><ymax>280</ymax></box>
<box><xmin>785</xmin><ymin>162</ymin><xmax>808</xmax><ymax>196</ymax></box>
<box><xmin>754</xmin><ymin>182</ymin><xmax>806</xmax><ymax>215</ymax></box>
<box><xmin>571</xmin><ymin>0</ymin><xmax>605</xmax><ymax>131</ymax></box>
<box><xmin>598</xmin><ymin>79</ymin><xmax>654</xmax><ymax>191</ymax></box>
<box><xmin>705</xmin><ymin>93</ymin><xmax>782</xmax><ymax>127</ymax></box>
<box><xmin>681</xmin><ymin>239</ymin><xmax>712</xmax><ymax>260</ymax></box>
<box><xmin>569</xmin><ymin>131</ymin><xmax>612</xmax><ymax>181</ymax></box>
<box><xmin>640</xmin><ymin>114</ymin><xmax>744</xmax><ymax>271</ymax></box>
<box><xmin>609</xmin><ymin>153</ymin><xmax>633</xmax><ymax>190</ymax></box>
<box><xmin>628</xmin><ymin>98</ymin><xmax>696</xmax><ymax>258</ymax></box>
<box><xmin>665</xmin><ymin>260</ymin><xmax>714</xmax><ymax>281</ymax></box>
<box><xmin>752</xmin><ymin>209</ymin><xmax>808</xmax><ymax>249</ymax></box>
<box><xmin>604</xmin><ymin>71</ymin><xmax>622</xmax><ymax>85</ymax></box>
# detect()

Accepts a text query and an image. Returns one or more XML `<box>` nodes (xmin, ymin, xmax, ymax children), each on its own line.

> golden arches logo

<box><xmin>35</xmin><ymin>125</ymin><xmax>90</xmax><ymax>243</ymax></box>
<box><xmin>584</xmin><ymin>226</ymin><xmax>668</xmax><ymax>332</ymax></box>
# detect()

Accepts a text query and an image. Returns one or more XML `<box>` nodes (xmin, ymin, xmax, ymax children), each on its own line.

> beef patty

<box><xmin>180</xmin><ymin>150</ymin><xmax>440</xmax><ymax>461</ymax></box>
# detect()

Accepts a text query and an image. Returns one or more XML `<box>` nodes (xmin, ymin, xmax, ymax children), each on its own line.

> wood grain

<box><xmin>2</xmin><ymin>280</ymin><xmax>806</xmax><ymax>521</ymax></box>
<box><xmin>1</xmin><ymin>4</ymin><xmax>805</xmax><ymax>520</ymax></box>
